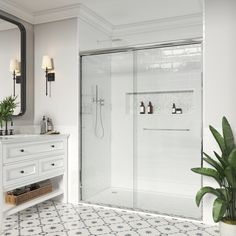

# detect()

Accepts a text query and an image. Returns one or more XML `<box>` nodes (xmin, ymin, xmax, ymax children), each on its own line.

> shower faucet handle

<box><xmin>99</xmin><ymin>99</ymin><xmax>105</xmax><ymax>105</ymax></box>
<box><xmin>93</xmin><ymin>98</ymin><xmax>105</xmax><ymax>105</ymax></box>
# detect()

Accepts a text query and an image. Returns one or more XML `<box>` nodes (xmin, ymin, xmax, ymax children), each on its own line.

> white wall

<box><xmin>112</xmin><ymin>17</ymin><xmax>202</xmax><ymax>47</ymax></box>
<box><xmin>79</xmin><ymin>18</ymin><xmax>111</xmax><ymax>51</ymax></box>
<box><xmin>34</xmin><ymin>18</ymin><xmax>79</xmax><ymax>203</ymax></box>
<box><xmin>203</xmin><ymin>0</ymin><xmax>236</xmax><ymax>224</ymax></box>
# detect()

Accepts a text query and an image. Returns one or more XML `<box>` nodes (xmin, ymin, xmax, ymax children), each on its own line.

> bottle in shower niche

<box><xmin>40</xmin><ymin>116</ymin><xmax>47</xmax><ymax>134</ymax></box>
<box><xmin>172</xmin><ymin>103</ymin><xmax>176</xmax><ymax>114</ymax></box>
<box><xmin>147</xmin><ymin>101</ymin><xmax>153</xmax><ymax>114</ymax></box>
<box><xmin>140</xmin><ymin>101</ymin><xmax>145</xmax><ymax>114</ymax></box>
<box><xmin>47</xmin><ymin>118</ymin><xmax>54</xmax><ymax>132</ymax></box>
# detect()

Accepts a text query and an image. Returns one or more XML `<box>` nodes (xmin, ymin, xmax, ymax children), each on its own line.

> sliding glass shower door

<box><xmin>80</xmin><ymin>42</ymin><xmax>202</xmax><ymax>219</ymax></box>
<box><xmin>81</xmin><ymin>52</ymin><xmax>134</xmax><ymax>208</ymax></box>
<box><xmin>134</xmin><ymin>45</ymin><xmax>202</xmax><ymax>218</ymax></box>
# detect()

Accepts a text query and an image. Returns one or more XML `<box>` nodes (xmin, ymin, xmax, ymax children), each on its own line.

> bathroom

<box><xmin>0</xmin><ymin>0</ymin><xmax>236</xmax><ymax>235</ymax></box>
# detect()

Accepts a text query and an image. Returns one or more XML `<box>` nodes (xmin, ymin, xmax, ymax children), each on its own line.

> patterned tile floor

<box><xmin>2</xmin><ymin>201</ymin><xmax>219</xmax><ymax>236</ymax></box>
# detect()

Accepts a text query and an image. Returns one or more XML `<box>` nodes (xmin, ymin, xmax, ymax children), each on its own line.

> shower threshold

<box><xmin>82</xmin><ymin>188</ymin><xmax>202</xmax><ymax>221</ymax></box>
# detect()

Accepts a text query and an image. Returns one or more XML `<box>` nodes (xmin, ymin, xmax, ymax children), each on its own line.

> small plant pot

<box><xmin>220</xmin><ymin>220</ymin><xmax>236</xmax><ymax>236</ymax></box>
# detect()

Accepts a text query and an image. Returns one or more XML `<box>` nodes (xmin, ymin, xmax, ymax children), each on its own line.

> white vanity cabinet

<box><xmin>0</xmin><ymin>134</ymin><xmax>68</xmax><ymax>231</ymax></box>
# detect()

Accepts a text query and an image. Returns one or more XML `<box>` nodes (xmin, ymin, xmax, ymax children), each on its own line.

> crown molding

<box><xmin>33</xmin><ymin>4</ymin><xmax>80</xmax><ymax>24</ymax></box>
<box><xmin>0</xmin><ymin>0</ymin><xmax>34</xmax><ymax>23</ymax></box>
<box><xmin>113</xmin><ymin>13</ymin><xmax>203</xmax><ymax>37</ymax></box>
<box><xmin>78</xmin><ymin>4</ymin><xmax>113</xmax><ymax>35</ymax></box>
<box><xmin>0</xmin><ymin>1</ymin><xmax>113</xmax><ymax>35</ymax></box>
<box><xmin>0</xmin><ymin>1</ymin><xmax>202</xmax><ymax>38</ymax></box>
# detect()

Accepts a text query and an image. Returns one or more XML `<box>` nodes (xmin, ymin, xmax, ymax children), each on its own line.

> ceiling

<box><xmin>3</xmin><ymin>0</ymin><xmax>203</xmax><ymax>26</ymax></box>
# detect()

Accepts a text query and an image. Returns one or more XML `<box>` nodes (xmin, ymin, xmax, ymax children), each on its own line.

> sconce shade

<box><xmin>9</xmin><ymin>59</ymin><xmax>20</xmax><ymax>73</ymax></box>
<box><xmin>42</xmin><ymin>55</ymin><xmax>53</xmax><ymax>70</ymax></box>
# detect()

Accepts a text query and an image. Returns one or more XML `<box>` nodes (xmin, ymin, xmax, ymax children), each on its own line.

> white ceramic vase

<box><xmin>219</xmin><ymin>221</ymin><xmax>236</xmax><ymax>236</ymax></box>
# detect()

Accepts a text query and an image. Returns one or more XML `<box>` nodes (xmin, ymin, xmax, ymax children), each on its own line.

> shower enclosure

<box><xmin>80</xmin><ymin>40</ymin><xmax>202</xmax><ymax>219</ymax></box>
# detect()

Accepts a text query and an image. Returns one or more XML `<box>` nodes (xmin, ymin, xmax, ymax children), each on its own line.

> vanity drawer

<box><xmin>3</xmin><ymin>161</ymin><xmax>38</xmax><ymax>187</ymax></box>
<box><xmin>3</xmin><ymin>140</ymin><xmax>64</xmax><ymax>162</ymax></box>
<box><xmin>39</xmin><ymin>156</ymin><xmax>64</xmax><ymax>175</ymax></box>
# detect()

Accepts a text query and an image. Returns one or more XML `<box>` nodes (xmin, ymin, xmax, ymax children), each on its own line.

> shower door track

<box><xmin>79</xmin><ymin>37</ymin><xmax>202</xmax><ymax>56</ymax></box>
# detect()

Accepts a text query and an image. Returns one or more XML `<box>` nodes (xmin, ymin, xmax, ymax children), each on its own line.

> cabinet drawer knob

<box><xmin>51</xmin><ymin>145</ymin><xmax>55</xmax><ymax>148</ymax></box>
<box><xmin>20</xmin><ymin>170</ymin><xmax>24</xmax><ymax>174</ymax></box>
<box><xmin>51</xmin><ymin>163</ymin><xmax>55</xmax><ymax>166</ymax></box>
<box><xmin>20</xmin><ymin>149</ymin><xmax>25</xmax><ymax>152</ymax></box>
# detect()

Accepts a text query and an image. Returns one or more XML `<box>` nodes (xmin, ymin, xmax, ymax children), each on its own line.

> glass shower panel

<box><xmin>81</xmin><ymin>54</ymin><xmax>111</xmax><ymax>203</ymax></box>
<box><xmin>134</xmin><ymin>44</ymin><xmax>202</xmax><ymax>219</ymax></box>
<box><xmin>81</xmin><ymin>52</ymin><xmax>134</xmax><ymax>208</ymax></box>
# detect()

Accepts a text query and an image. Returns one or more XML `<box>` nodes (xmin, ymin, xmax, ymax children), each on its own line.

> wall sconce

<box><xmin>41</xmin><ymin>55</ymin><xmax>55</xmax><ymax>96</ymax></box>
<box><xmin>9</xmin><ymin>59</ymin><xmax>21</xmax><ymax>97</ymax></box>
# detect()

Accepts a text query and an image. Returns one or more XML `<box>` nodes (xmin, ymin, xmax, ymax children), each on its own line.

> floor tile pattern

<box><xmin>3</xmin><ymin>201</ymin><xmax>219</xmax><ymax>236</ymax></box>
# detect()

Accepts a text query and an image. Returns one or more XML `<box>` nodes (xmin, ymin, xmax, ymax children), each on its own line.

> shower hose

<box><xmin>95</xmin><ymin>100</ymin><xmax>104</xmax><ymax>139</ymax></box>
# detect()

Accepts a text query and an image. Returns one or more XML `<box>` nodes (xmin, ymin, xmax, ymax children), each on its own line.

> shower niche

<box><xmin>80</xmin><ymin>42</ymin><xmax>202</xmax><ymax>219</ymax></box>
<box><xmin>126</xmin><ymin>89</ymin><xmax>195</xmax><ymax>115</ymax></box>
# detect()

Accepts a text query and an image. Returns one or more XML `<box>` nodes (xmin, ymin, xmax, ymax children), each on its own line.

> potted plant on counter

<box><xmin>191</xmin><ymin>117</ymin><xmax>236</xmax><ymax>236</ymax></box>
<box><xmin>0</xmin><ymin>96</ymin><xmax>17</xmax><ymax>135</ymax></box>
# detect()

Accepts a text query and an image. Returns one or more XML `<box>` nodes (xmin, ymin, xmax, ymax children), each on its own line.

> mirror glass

<box><xmin>0</xmin><ymin>17</ymin><xmax>25</xmax><ymax>116</ymax></box>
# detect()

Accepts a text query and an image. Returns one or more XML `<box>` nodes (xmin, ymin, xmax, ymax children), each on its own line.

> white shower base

<box><xmin>85</xmin><ymin>188</ymin><xmax>201</xmax><ymax>219</ymax></box>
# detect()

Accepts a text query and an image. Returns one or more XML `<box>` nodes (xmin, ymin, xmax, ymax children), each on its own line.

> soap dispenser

<box><xmin>0</xmin><ymin>123</ymin><xmax>3</xmax><ymax>136</ymax></box>
<box><xmin>47</xmin><ymin>118</ymin><xmax>54</xmax><ymax>132</ymax></box>
<box><xmin>9</xmin><ymin>120</ymin><xmax>14</xmax><ymax>135</ymax></box>
<box><xmin>40</xmin><ymin>116</ymin><xmax>47</xmax><ymax>134</ymax></box>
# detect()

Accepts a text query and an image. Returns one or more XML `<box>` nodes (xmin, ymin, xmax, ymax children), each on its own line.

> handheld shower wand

<box><xmin>93</xmin><ymin>85</ymin><xmax>104</xmax><ymax>139</ymax></box>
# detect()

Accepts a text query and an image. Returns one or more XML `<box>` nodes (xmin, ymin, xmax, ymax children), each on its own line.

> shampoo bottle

<box><xmin>172</xmin><ymin>103</ymin><xmax>176</xmax><ymax>114</ymax></box>
<box><xmin>140</xmin><ymin>102</ymin><xmax>145</xmax><ymax>114</ymax></box>
<box><xmin>147</xmin><ymin>101</ymin><xmax>153</xmax><ymax>114</ymax></box>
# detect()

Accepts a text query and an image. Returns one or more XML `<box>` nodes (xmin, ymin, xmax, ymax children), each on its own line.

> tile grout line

<box><xmin>52</xmin><ymin>200</ymin><xmax>69</xmax><ymax>236</ymax></box>
<box><xmin>35</xmin><ymin>203</ymin><xmax>44</xmax><ymax>236</ymax></box>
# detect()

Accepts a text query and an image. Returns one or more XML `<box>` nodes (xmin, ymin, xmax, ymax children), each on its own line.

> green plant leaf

<box><xmin>224</xmin><ymin>166</ymin><xmax>236</xmax><ymax>187</ymax></box>
<box><xmin>214</xmin><ymin>151</ymin><xmax>228</xmax><ymax>167</ymax></box>
<box><xmin>203</xmin><ymin>152</ymin><xmax>224</xmax><ymax>177</ymax></box>
<box><xmin>0</xmin><ymin>96</ymin><xmax>17</xmax><ymax>122</ymax></box>
<box><xmin>195</xmin><ymin>187</ymin><xmax>225</xmax><ymax>207</ymax></box>
<box><xmin>213</xmin><ymin>198</ymin><xmax>227</xmax><ymax>222</ymax></box>
<box><xmin>191</xmin><ymin>168</ymin><xmax>222</xmax><ymax>186</ymax></box>
<box><xmin>222</xmin><ymin>117</ymin><xmax>235</xmax><ymax>154</ymax></box>
<box><xmin>228</xmin><ymin>148</ymin><xmax>236</xmax><ymax>169</ymax></box>
<box><xmin>216</xmin><ymin>188</ymin><xmax>230</xmax><ymax>202</ymax></box>
<box><xmin>210</xmin><ymin>125</ymin><xmax>226</xmax><ymax>155</ymax></box>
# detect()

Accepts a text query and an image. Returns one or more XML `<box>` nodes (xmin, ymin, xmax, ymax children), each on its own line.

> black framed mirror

<box><xmin>0</xmin><ymin>12</ymin><xmax>26</xmax><ymax>116</ymax></box>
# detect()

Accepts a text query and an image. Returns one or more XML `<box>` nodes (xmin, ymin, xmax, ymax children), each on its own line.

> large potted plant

<box><xmin>0</xmin><ymin>96</ymin><xmax>17</xmax><ymax>135</ymax></box>
<box><xmin>191</xmin><ymin>117</ymin><xmax>236</xmax><ymax>236</ymax></box>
